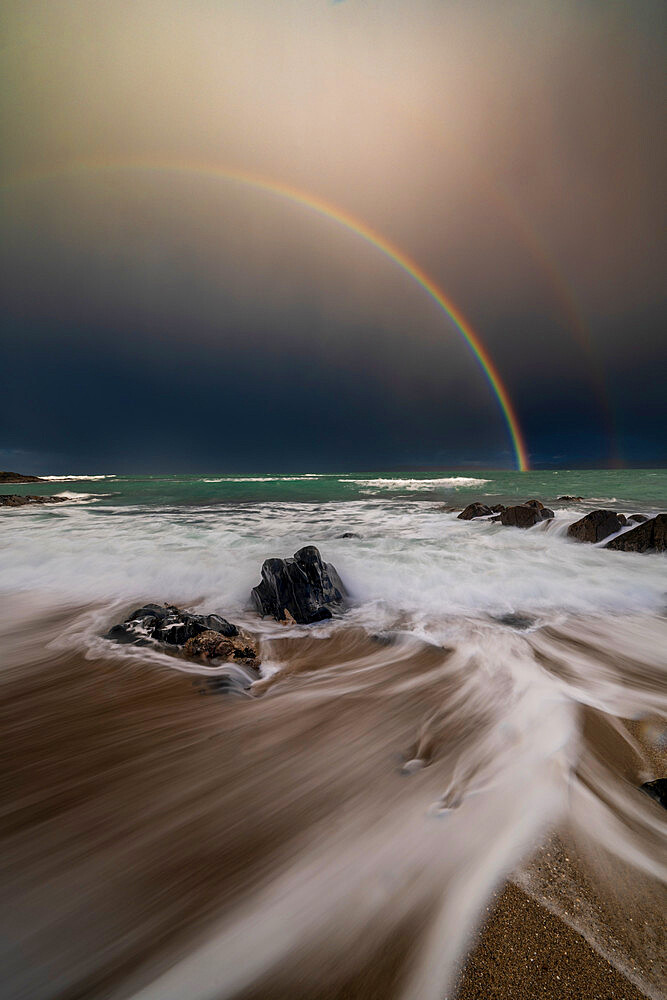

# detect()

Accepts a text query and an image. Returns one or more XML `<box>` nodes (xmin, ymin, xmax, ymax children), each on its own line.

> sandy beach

<box><xmin>1</xmin><ymin>573</ymin><xmax>664</xmax><ymax>999</ymax></box>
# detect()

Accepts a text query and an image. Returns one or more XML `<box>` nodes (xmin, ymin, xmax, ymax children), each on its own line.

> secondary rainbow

<box><xmin>4</xmin><ymin>158</ymin><xmax>530</xmax><ymax>470</ymax></box>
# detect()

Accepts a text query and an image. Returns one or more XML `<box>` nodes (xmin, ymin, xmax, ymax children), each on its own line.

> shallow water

<box><xmin>1</xmin><ymin>471</ymin><xmax>665</xmax><ymax>999</ymax></box>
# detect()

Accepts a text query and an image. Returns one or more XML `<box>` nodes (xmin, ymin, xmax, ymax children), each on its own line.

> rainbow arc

<box><xmin>4</xmin><ymin>158</ymin><xmax>530</xmax><ymax>470</ymax></box>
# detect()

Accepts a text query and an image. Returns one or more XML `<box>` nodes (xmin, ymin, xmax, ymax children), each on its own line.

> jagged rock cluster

<box><xmin>567</xmin><ymin>510</ymin><xmax>665</xmax><ymax>550</ymax></box>
<box><xmin>458</xmin><ymin>495</ymin><xmax>665</xmax><ymax>551</ymax></box>
<box><xmin>458</xmin><ymin>498</ymin><xmax>554</xmax><ymax>527</ymax></box>
<box><xmin>105</xmin><ymin>603</ymin><xmax>260</xmax><ymax>668</ymax></box>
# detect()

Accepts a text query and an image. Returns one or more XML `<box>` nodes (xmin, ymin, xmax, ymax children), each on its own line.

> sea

<box><xmin>1</xmin><ymin>469</ymin><xmax>665</xmax><ymax>1000</ymax></box>
<box><xmin>3</xmin><ymin>468</ymin><xmax>666</xmax><ymax>620</ymax></box>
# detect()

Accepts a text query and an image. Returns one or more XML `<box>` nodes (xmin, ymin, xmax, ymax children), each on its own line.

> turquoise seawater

<box><xmin>8</xmin><ymin>468</ymin><xmax>667</xmax><ymax>508</ymax></box>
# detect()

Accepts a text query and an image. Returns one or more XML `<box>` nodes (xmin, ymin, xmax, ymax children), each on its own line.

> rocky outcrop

<box><xmin>628</xmin><ymin>513</ymin><xmax>648</xmax><ymax>524</ymax></box>
<box><xmin>640</xmin><ymin>778</ymin><xmax>667</xmax><ymax>809</ymax></box>
<box><xmin>183</xmin><ymin>629</ymin><xmax>259</xmax><ymax>666</ymax></box>
<box><xmin>252</xmin><ymin>545</ymin><xmax>346</xmax><ymax>623</ymax></box>
<box><xmin>567</xmin><ymin>509</ymin><xmax>626</xmax><ymax>544</ymax></box>
<box><xmin>458</xmin><ymin>502</ymin><xmax>492</xmax><ymax>520</ymax></box>
<box><xmin>557</xmin><ymin>496</ymin><xmax>584</xmax><ymax>502</ymax></box>
<box><xmin>105</xmin><ymin>604</ymin><xmax>260</xmax><ymax>666</ymax></box>
<box><xmin>0</xmin><ymin>494</ymin><xmax>66</xmax><ymax>507</ymax></box>
<box><xmin>500</xmin><ymin>504</ymin><xmax>553</xmax><ymax>528</ymax></box>
<box><xmin>605</xmin><ymin>514</ymin><xmax>666</xmax><ymax>553</ymax></box>
<box><xmin>0</xmin><ymin>471</ymin><xmax>45</xmax><ymax>484</ymax></box>
<box><xmin>490</xmin><ymin>504</ymin><xmax>506</xmax><ymax>514</ymax></box>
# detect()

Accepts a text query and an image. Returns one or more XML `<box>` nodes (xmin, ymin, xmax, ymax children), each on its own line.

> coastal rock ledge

<box><xmin>0</xmin><ymin>494</ymin><xmax>66</xmax><ymax>508</ymax></box>
<box><xmin>252</xmin><ymin>545</ymin><xmax>347</xmax><ymax>623</ymax></box>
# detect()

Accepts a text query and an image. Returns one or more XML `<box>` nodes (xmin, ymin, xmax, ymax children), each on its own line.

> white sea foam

<box><xmin>40</xmin><ymin>474</ymin><xmax>117</xmax><ymax>481</ymax></box>
<box><xmin>202</xmin><ymin>476</ymin><xmax>322</xmax><ymax>483</ymax></box>
<box><xmin>54</xmin><ymin>491</ymin><xmax>105</xmax><ymax>502</ymax></box>
<box><xmin>1</xmin><ymin>501</ymin><xmax>663</xmax><ymax>635</ymax></box>
<box><xmin>344</xmin><ymin>477</ymin><xmax>490</xmax><ymax>490</ymax></box>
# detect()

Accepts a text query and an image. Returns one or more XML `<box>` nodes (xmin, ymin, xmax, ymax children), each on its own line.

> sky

<box><xmin>1</xmin><ymin>0</ymin><xmax>665</xmax><ymax>472</ymax></box>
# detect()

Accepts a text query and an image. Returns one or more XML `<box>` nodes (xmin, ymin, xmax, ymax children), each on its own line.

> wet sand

<box><xmin>456</xmin><ymin>881</ymin><xmax>651</xmax><ymax>1000</ymax></box>
<box><xmin>0</xmin><ymin>600</ymin><xmax>665</xmax><ymax>1000</ymax></box>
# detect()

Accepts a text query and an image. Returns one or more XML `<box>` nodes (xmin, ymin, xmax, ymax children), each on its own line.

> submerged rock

<box><xmin>493</xmin><ymin>613</ymin><xmax>535</xmax><ymax>630</ymax></box>
<box><xmin>458</xmin><ymin>502</ymin><xmax>492</xmax><ymax>520</ymax></box>
<box><xmin>104</xmin><ymin>604</ymin><xmax>257</xmax><ymax>666</ymax></box>
<box><xmin>567</xmin><ymin>509</ymin><xmax>626</xmax><ymax>544</ymax></box>
<box><xmin>605</xmin><ymin>514</ymin><xmax>667</xmax><ymax>553</ymax></box>
<box><xmin>640</xmin><ymin>778</ymin><xmax>667</xmax><ymax>809</ymax></box>
<box><xmin>252</xmin><ymin>545</ymin><xmax>346</xmax><ymax>624</ymax></box>
<box><xmin>628</xmin><ymin>513</ymin><xmax>649</xmax><ymax>524</ymax></box>
<box><xmin>557</xmin><ymin>495</ymin><xmax>584</xmax><ymax>502</ymax></box>
<box><xmin>0</xmin><ymin>494</ymin><xmax>66</xmax><ymax>507</ymax></box>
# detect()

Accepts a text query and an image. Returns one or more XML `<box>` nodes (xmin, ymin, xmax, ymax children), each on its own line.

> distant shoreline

<box><xmin>0</xmin><ymin>470</ymin><xmax>45</xmax><ymax>484</ymax></box>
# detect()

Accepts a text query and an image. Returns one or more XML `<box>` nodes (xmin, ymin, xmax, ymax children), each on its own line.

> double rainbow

<box><xmin>4</xmin><ymin>158</ymin><xmax>529</xmax><ymax>470</ymax></box>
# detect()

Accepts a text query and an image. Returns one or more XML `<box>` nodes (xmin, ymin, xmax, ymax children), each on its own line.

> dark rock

<box><xmin>493</xmin><ymin>613</ymin><xmax>535</xmax><ymax>630</ymax></box>
<box><xmin>105</xmin><ymin>604</ymin><xmax>242</xmax><ymax>651</ymax></box>
<box><xmin>0</xmin><ymin>494</ymin><xmax>67</xmax><ymax>507</ymax></box>
<box><xmin>640</xmin><ymin>778</ymin><xmax>667</xmax><ymax>809</ymax></box>
<box><xmin>524</xmin><ymin>499</ymin><xmax>545</xmax><ymax>509</ymax></box>
<box><xmin>251</xmin><ymin>545</ymin><xmax>346</xmax><ymax>624</ymax></box>
<box><xmin>628</xmin><ymin>513</ymin><xmax>648</xmax><ymax>524</ymax></box>
<box><xmin>567</xmin><ymin>509</ymin><xmax>627</xmax><ymax>544</ymax></box>
<box><xmin>500</xmin><ymin>505</ymin><xmax>542</xmax><ymax>528</ymax></box>
<box><xmin>458</xmin><ymin>502</ymin><xmax>492</xmax><ymax>520</ymax></box>
<box><xmin>557</xmin><ymin>496</ymin><xmax>584</xmax><ymax>502</ymax></box>
<box><xmin>489</xmin><ymin>504</ymin><xmax>506</xmax><ymax>514</ymax></box>
<box><xmin>605</xmin><ymin>514</ymin><xmax>667</xmax><ymax>553</ymax></box>
<box><xmin>338</xmin><ymin>532</ymin><xmax>361</xmax><ymax>539</ymax></box>
<box><xmin>0</xmin><ymin>470</ymin><xmax>45</xmax><ymax>483</ymax></box>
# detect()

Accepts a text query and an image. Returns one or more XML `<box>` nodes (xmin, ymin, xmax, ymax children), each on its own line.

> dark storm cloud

<box><xmin>1</xmin><ymin>0</ymin><xmax>665</xmax><ymax>471</ymax></box>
